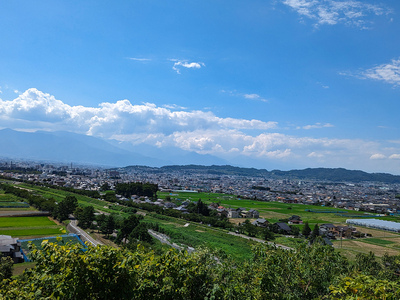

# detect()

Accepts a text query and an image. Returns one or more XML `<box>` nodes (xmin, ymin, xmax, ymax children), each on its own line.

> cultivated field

<box><xmin>0</xmin><ymin>216</ymin><xmax>64</xmax><ymax>238</ymax></box>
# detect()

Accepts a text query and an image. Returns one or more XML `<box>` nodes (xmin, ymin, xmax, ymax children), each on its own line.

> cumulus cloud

<box><xmin>171</xmin><ymin>60</ymin><xmax>205</xmax><ymax>74</ymax></box>
<box><xmin>1</xmin><ymin>88</ymin><xmax>399</xmax><ymax>172</ymax></box>
<box><xmin>370</xmin><ymin>153</ymin><xmax>386</xmax><ymax>160</ymax></box>
<box><xmin>281</xmin><ymin>0</ymin><xmax>391</xmax><ymax>28</ymax></box>
<box><xmin>361</xmin><ymin>58</ymin><xmax>400</xmax><ymax>86</ymax></box>
<box><xmin>297</xmin><ymin>123</ymin><xmax>334</xmax><ymax>130</ymax></box>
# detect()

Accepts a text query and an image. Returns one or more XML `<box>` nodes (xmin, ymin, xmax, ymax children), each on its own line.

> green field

<box><xmin>0</xmin><ymin>216</ymin><xmax>64</xmax><ymax>238</ymax></box>
<box><xmin>358</xmin><ymin>238</ymin><xmax>397</xmax><ymax>246</ymax></box>
<box><xmin>144</xmin><ymin>213</ymin><xmax>257</xmax><ymax>261</ymax></box>
<box><xmin>0</xmin><ymin>216</ymin><xmax>56</xmax><ymax>227</ymax></box>
<box><xmin>3</xmin><ymin>182</ymin><xmax>400</xmax><ymax>261</ymax></box>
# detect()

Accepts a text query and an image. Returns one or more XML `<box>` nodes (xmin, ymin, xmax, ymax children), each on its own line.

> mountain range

<box><xmin>1</xmin><ymin>128</ymin><xmax>400</xmax><ymax>183</ymax></box>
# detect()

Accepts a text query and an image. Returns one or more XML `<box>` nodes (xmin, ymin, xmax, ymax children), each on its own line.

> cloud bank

<box><xmin>0</xmin><ymin>88</ymin><xmax>399</xmax><ymax>173</ymax></box>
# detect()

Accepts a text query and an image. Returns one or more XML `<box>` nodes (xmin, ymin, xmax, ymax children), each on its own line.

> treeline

<box><xmin>2</xmin><ymin>240</ymin><xmax>400</xmax><ymax>299</ymax></box>
<box><xmin>115</xmin><ymin>182</ymin><xmax>158</xmax><ymax>199</ymax></box>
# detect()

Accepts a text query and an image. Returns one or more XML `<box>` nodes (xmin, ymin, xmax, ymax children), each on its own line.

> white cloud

<box><xmin>370</xmin><ymin>153</ymin><xmax>386</xmax><ymax>160</ymax></box>
<box><xmin>2</xmin><ymin>88</ymin><xmax>400</xmax><ymax>173</ymax></box>
<box><xmin>244</xmin><ymin>93</ymin><xmax>268</xmax><ymax>102</ymax></box>
<box><xmin>171</xmin><ymin>60</ymin><xmax>205</xmax><ymax>74</ymax></box>
<box><xmin>282</xmin><ymin>0</ymin><xmax>391</xmax><ymax>28</ymax></box>
<box><xmin>162</xmin><ymin>104</ymin><xmax>188</xmax><ymax>110</ymax></box>
<box><xmin>128</xmin><ymin>57</ymin><xmax>152</xmax><ymax>62</ymax></box>
<box><xmin>361</xmin><ymin>58</ymin><xmax>400</xmax><ymax>86</ymax></box>
<box><xmin>222</xmin><ymin>90</ymin><xmax>268</xmax><ymax>102</ymax></box>
<box><xmin>297</xmin><ymin>122</ymin><xmax>334</xmax><ymax>129</ymax></box>
<box><xmin>308</xmin><ymin>151</ymin><xmax>324</xmax><ymax>158</ymax></box>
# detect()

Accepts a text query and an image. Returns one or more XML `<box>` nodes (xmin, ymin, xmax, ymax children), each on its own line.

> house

<box><xmin>274</xmin><ymin>222</ymin><xmax>292</xmax><ymax>234</ymax></box>
<box><xmin>249</xmin><ymin>209</ymin><xmax>260</xmax><ymax>218</ymax></box>
<box><xmin>288</xmin><ymin>215</ymin><xmax>303</xmax><ymax>225</ymax></box>
<box><xmin>227</xmin><ymin>209</ymin><xmax>239</xmax><ymax>218</ymax></box>
<box><xmin>164</xmin><ymin>202</ymin><xmax>177</xmax><ymax>209</ymax></box>
<box><xmin>240</xmin><ymin>210</ymin><xmax>252</xmax><ymax>218</ymax></box>
<box><xmin>0</xmin><ymin>235</ymin><xmax>24</xmax><ymax>263</ymax></box>
<box><xmin>252</xmin><ymin>218</ymin><xmax>269</xmax><ymax>227</ymax></box>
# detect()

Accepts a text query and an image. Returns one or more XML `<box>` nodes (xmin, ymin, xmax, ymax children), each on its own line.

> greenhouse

<box><xmin>346</xmin><ymin>219</ymin><xmax>400</xmax><ymax>232</ymax></box>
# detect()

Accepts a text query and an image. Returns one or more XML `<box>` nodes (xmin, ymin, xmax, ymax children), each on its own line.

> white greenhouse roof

<box><xmin>346</xmin><ymin>219</ymin><xmax>400</xmax><ymax>232</ymax></box>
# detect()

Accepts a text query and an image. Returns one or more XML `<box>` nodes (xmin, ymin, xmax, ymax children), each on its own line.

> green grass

<box><xmin>0</xmin><ymin>227</ymin><xmax>64</xmax><ymax>237</ymax></box>
<box><xmin>358</xmin><ymin>238</ymin><xmax>396</xmax><ymax>246</ymax></box>
<box><xmin>144</xmin><ymin>213</ymin><xmax>256</xmax><ymax>261</ymax></box>
<box><xmin>158</xmin><ymin>191</ymin><xmax>392</xmax><ymax>225</ymax></box>
<box><xmin>0</xmin><ymin>216</ymin><xmax>56</xmax><ymax>228</ymax></box>
<box><xmin>0</xmin><ymin>216</ymin><xmax>64</xmax><ymax>238</ymax></box>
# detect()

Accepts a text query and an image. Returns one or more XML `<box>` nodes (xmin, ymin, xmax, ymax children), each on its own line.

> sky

<box><xmin>0</xmin><ymin>0</ymin><xmax>400</xmax><ymax>174</ymax></box>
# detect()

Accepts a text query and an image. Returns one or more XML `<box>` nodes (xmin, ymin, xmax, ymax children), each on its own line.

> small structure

<box><xmin>274</xmin><ymin>222</ymin><xmax>292</xmax><ymax>234</ymax></box>
<box><xmin>288</xmin><ymin>215</ymin><xmax>303</xmax><ymax>225</ymax></box>
<box><xmin>249</xmin><ymin>209</ymin><xmax>260</xmax><ymax>218</ymax></box>
<box><xmin>0</xmin><ymin>235</ymin><xmax>24</xmax><ymax>263</ymax></box>
<box><xmin>252</xmin><ymin>218</ymin><xmax>269</xmax><ymax>227</ymax></box>
<box><xmin>227</xmin><ymin>209</ymin><xmax>239</xmax><ymax>218</ymax></box>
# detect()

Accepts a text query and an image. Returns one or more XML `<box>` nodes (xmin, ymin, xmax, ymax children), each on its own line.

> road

<box><xmin>68</xmin><ymin>219</ymin><xmax>103</xmax><ymax>247</ymax></box>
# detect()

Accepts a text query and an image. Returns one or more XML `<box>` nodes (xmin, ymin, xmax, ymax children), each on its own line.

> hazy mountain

<box><xmin>0</xmin><ymin>128</ymin><xmax>165</xmax><ymax>167</ymax></box>
<box><xmin>0</xmin><ymin>129</ymin><xmax>227</xmax><ymax>167</ymax></box>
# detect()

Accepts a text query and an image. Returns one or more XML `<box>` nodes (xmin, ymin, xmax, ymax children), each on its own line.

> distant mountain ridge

<box><xmin>1</xmin><ymin>128</ymin><xmax>400</xmax><ymax>183</ymax></box>
<box><xmin>121</xmin><ymin>165</ymin><xmax>400</xmax><ymax>184</ymax></box>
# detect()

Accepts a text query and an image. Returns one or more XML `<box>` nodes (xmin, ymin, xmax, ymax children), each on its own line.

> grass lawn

<box><xmin>0</xmin><ymin>216</ymin><xmax>56</xmax><ymax>228</ymax></box>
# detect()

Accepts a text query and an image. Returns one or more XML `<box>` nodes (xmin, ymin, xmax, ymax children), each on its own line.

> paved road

<box><xmin>68</xmin><ymin>219</ymin><xmax>103</xmax><ymax>247</ymax></box>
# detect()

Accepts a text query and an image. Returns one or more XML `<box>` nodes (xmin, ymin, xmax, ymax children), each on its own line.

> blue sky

<box><xmin>0</xmin><ymin>0</ymin><xmax>400</xmax><ymax>174</ymax></box>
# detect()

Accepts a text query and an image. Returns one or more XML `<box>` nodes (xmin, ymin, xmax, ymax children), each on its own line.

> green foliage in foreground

<box><xmin>2</xmin><ymin>239</ymin><xmax>400</xmax><ymax>299</ymax></box>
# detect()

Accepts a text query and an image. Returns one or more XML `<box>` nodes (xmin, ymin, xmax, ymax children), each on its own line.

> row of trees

<box><xmin>2</xmin><ymin>241</ymin><xmax>400</xmax><ymax>299</ymax></box>
<box><xmin>115</xmin><ymin>182</ymin><xmax>158</xmax><ymax>199</ymax></box>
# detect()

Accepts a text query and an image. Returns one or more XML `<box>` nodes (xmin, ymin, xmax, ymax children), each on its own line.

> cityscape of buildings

<box><xmin>1</xmin><ymin>159</ymin><xmax>399</xmax><ymax>216</ymax></box>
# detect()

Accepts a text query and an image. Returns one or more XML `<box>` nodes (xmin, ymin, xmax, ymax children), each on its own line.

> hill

<box><xmin>121</xmin><ymin>165</ymin><xmax>400</xmax><ymax>184</ymax></box>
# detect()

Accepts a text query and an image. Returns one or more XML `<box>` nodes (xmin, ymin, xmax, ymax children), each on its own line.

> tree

<box><xmin>0</xmin><ymin>257</ymin><xmax>13</xmax><ymax>281</ymax></box>
<box><xmin>302</xmin><ymin>222</ymin><xmax>311</xmax><ymax>237</ymax></box>
<box><xmin>309</xmin><ymin>224</ymin><xmax>319</xmax><ymax>242</ymax></box>
<box><xmin>100</xmin><ymin>182</ymin><xmax>111</xmax><ymax>191</ymax></box>
<box><xmin>262</xmin><ymin>228</ymin><xmax>275</xmax><ymax>241</ymax></box>
<box><xmin>74</xmin><ymin>205</ymin><xmax>95</xmax><ymax>229</ymax></box>
<box><xmin>129</xmin><ymin>223</ymin><xmax>152</xmax><ymax>244</ymax></box>
<box><xmin>116</xmin><ymin>215</ymin><xmax>142</xmax><ymax>244</ymax></box>
<box><xmin>55</xmin><ymin>195</ymin><xmax>78</xmax><ymax>221</ymax></box>
<box><xmin>100</xmin><ymin>214</ymin><xmax>116</xmax><ymax>238</ymax></box>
